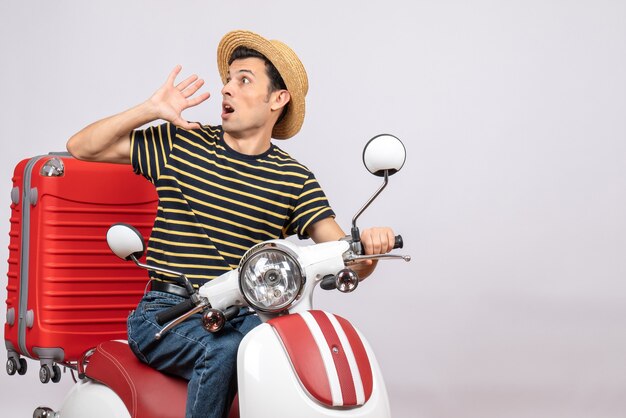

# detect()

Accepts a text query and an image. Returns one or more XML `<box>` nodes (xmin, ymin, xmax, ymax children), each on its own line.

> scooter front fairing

<box><xmin>237</xmin><ymin>310</ymin><xmax>391</xmax><ymax>418</ymax></box>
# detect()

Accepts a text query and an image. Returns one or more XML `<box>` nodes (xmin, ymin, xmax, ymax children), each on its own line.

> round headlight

<box><xmin>239</xmin><ymin>243</ymin><xmax>305</xmax><ymax>313</ymax></box>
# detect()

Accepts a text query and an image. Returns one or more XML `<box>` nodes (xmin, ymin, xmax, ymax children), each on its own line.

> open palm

<box><xmin>150</xmin><ymin>65</ymin><xmax>211</xmax><ymax>130</ymax></box>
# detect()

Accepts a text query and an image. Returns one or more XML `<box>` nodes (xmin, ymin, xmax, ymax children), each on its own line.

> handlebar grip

<box><xmin>155</xmin><ymin>299</ymin><xmax>196</xmax><ymax>326</ymax></box>
<box><xmin>320</xmin><ymin>275</ymin><xmax>337</xmax><ymax>291</ymax></box>
<box><xmin>224</xmin><ymin>306</ymin><xmax>241</xmax><ymax>321</ymax></box>
<box><xmin>393</xmin><ymin>235</ymin><xmax>403</xmax><ymax>249</ymax></box>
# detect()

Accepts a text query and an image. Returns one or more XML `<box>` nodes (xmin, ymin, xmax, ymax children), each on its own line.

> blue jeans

<box><xmin>127</xmin><ymin>291</ymin><xmax>261</xmax><ymax>418</ymax></box>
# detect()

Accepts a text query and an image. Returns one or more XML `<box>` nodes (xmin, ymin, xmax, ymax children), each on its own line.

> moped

<box><xmin>33</xmin><ymin>134</ymin><xmax>410</xmax><ymax>418</ymax></box>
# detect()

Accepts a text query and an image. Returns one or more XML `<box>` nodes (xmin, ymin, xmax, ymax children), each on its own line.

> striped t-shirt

<box><xmin>130</xmin><ymin>123</ymin><xmax>335</xmax><ymax>286</ymax></box>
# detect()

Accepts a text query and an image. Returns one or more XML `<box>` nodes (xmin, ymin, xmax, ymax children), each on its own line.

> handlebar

<box><xmin>322</xmin><ymin>234</ymin><xmax>407</xmax><ymax>291</ymax></box>
<box><xmin>320</xmin><ymin>275</ymin><xmax>338</xmax><ymax>290</ymax></box>
<box><xmin>155</xmin><ymin>300</ymin><xmax>241</xmax><ymax>328</ymax></box>
<box><xmin>155</xmin><ymin>235</ymin><xmax>406</xmax><ymax>322</ymax></box>
<box><xmin>357</xmin><ymin>234</ymin><xmax>403</xmax><ymax>253</ymax></box>
<box><xmin>155</xmin><ymin>299</ymin><xmax>197</xmax><ymax>326</ymax></box>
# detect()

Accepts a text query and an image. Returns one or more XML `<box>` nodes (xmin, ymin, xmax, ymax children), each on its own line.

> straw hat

<box><xmin>217</xmin><ymin>30</ymin><xmax>308</xmax><ymax>139</ymax></box>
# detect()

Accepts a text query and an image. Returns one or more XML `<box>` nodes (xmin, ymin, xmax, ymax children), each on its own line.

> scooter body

<box><xmin>54</xmin><ymin>243</ymin><xmax>392</xmax><ymax>418</ymax></box>
<box><xmin>57</xmin><ymin>379</ymin><xmax>129</xmax><ymax>418</ymax></box>
<box><xmin>57</xmin><ymin>317</ymin><xmax>390</xmax><ymax>418</ymax></box>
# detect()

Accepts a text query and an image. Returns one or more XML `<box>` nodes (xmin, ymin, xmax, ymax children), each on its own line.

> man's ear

<box><xmin>271</xmin><ymin>90</ymin><xmax>291</xmax><ymax>111</ymax></box>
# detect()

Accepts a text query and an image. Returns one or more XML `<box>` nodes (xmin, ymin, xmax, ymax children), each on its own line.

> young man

<box><xmin>67</xmin><ymin>30</ymin><xmax>395</xmax><ymax>418</ymax></box>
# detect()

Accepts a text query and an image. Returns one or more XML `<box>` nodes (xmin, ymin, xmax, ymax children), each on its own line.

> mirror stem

<box><xmin>350</xmin><ymin>170</ymin><xmax>389</xmax><ymax>254</ymax></box>
<box><xmin>130</xmin><ymin>254</ymin><xmax>196</xmax><ymax>297</ymax></box>
<box><xmin>351</xmin><ymin>170</ymin><xmax>389</xmax><ymax>232</ymax></box>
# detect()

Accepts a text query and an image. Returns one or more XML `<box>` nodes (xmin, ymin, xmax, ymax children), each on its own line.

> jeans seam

<box><xmin>142</xmin><ymin>312</ymin><xmax>213</xmax><ymax>351</ymax></box>
<box><xmin>189</xmin><ymin>348</ymin><xmax>209</xmax><ymax>418</ymax></box>
<box><xmin>127</xmin><ymin>315</ymin><xmax>149</xmax><ymax>364</ymax></box>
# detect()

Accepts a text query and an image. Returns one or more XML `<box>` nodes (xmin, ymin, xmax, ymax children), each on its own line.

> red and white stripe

<box><xmin>269</xmin><ymin>310</ymin><xmax>373</xmax><ymax>408</ymax></box>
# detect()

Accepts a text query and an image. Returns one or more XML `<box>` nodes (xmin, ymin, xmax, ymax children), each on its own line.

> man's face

<box><xmin>221</xmin><ymin>57</ymin><xmax>278</xmax><ymax>138</ymax></box>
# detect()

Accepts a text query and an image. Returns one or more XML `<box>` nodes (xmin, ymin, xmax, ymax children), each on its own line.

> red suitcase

<box><xmin>4</xmin><ymin>154</ymin><xmax>157</xmax><ymax>383</ymax></box>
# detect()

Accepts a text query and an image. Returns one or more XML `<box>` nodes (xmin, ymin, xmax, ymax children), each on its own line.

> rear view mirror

<box><xmin>106</xmin><ymin>224</ymin><xmax>146</xmax><ymax>261</ymax></box>
<box><xmin>350</xmin><ymin>134</ymin><xmax>406</xmax><ymax>251</ymax></box>
<box><xmin>362</xmin><ymin>134</ymin><xmax>406</xmax><ymax>177</ymax></box>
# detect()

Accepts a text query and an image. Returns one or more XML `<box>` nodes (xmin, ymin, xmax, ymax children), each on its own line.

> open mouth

<box><xmin>222</xmin><ymin>103</ymin><xmax>235</xmax><ymax>115</ymax></box>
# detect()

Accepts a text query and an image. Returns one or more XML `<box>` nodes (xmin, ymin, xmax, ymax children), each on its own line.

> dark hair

<box><xmin>228</xmin><ymin>46</ymin><xmax>287</xmax><ymax>92</ymax></box>
<box><xmin>229</xmin><ymin>46</ymin><xmax>289</xmax><ymax>123</ymax></box>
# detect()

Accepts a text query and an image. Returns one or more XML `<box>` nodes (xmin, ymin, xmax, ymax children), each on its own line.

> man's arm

<box><xmin>306</xmin><ymin>217</ymin><xmax>395</xmax><ymax>280</ymax></box>
<box><xmin>66</xmin><ymin>103</ymin><xmax>155</xmax><ymax>163</ymax></box>
<box><xmin>66</xmin><ymin>66</ymin><xmax>210</xmax><ymax>163</ymax></box>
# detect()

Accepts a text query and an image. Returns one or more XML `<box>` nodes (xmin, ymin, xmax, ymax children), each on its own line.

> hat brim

<box><xmin>217</xmin><ymin>30</ymin><xmax>307</xmax><ymax>140</ymax></box>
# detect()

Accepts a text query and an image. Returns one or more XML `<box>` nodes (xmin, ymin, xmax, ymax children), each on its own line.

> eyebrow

<box><xmin>227</xmin><ymin>69</ymin><xmax>255</xmax><ymax>79</ymax></box>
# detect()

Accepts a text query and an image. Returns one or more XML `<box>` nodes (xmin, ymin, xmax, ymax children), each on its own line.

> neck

<box><xmin>223</xmin><ymin>129</ymin><xmax>272</xmax><ymax>156</ymax></box>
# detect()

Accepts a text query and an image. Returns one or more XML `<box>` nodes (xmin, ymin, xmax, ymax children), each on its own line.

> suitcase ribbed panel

<box><xmin>32</xmin><ymin>197</ymin><xmax>153</xmax><ymax>339</ymax></box>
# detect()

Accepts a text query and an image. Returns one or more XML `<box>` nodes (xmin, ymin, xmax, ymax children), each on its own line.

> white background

<box><xmin>1</xmin><ymin>1</ymin><xmax>625</xmax><ymax>417</ymax></box>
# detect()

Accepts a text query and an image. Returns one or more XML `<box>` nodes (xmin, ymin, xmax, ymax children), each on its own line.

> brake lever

<box><xmin>345</xmin><ymin>253</ymin><xmax>411</xmax><ymax>263</ymax></box>
<box><xmin>155</xmin><ymin>299</ymin><xmax>209</xmax><ymax>340</ymax></box>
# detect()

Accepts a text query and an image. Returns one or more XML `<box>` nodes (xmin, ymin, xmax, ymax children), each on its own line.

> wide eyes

<box><xmin>224</xmin><ymin>75</ymin><xmax>252</xmax><ymax>86</ymax></box>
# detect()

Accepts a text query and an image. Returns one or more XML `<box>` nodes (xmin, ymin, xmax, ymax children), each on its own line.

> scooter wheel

<box><xmin>6</xmin><ymin>358</ymin><xmax>17</xmax><ymax>376</ymax></box>
<box><xmin>39</xmin><ymin>365</ymin><xmax>51</xmax><ymax>384</ymax></box>
<box><xmin>17</xmin><ymin>358</ymin><xmax>28</xmax><ymax>375</ymax></box>
<box><xmin>51</xmin><ymin>364</ymin><xmax>62</xmax><ymax>383</ymax></box>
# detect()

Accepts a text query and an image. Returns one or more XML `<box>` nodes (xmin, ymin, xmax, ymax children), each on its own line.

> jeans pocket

<box><xmin>141</xmin><ymin>302</ymin><xmax>171</xmax><ymax>315</ymax></box>
<box><xmin>127</xmin><ymin>312</ymin><xmax>149</xmax><ymax>363</ymax></box>
<box><xmin>128</xmin><ymin>337</ymin><xmax>148</xmax><ymax>364</ymax></box>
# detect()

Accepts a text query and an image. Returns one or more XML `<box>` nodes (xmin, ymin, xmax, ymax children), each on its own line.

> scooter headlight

<box><xmin>239</xmin><ymin>242</ymin><xmax>305</xmax><ymax>313</ymax></box>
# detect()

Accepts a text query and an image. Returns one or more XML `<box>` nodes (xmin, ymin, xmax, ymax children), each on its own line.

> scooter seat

<box><xmin>86</xmin><ymin>340</ymin><xmax>187</xmax><ymax>418</ymax></box>
<box><xmin>86</xmin><ymin>340</ymin><xmax>240</xmax><ymax>418</ymax></box>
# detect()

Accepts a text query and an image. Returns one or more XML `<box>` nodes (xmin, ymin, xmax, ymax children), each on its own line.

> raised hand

<box><xmin>149</xmin><ymin>65</ymin><xmax>211</xmax><ymax>130</ymax></box>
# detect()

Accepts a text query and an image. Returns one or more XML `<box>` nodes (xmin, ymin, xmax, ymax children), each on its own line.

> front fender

<box><xmin>237</xmin><ymin>310</ymin><xmax>391</xmax><ymax>418</ymax></box>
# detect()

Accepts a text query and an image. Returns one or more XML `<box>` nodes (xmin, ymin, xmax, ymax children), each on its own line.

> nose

<box><xmin>221</xmin><ymin>80</ymin><xmax>233</xmax><ymax>96</ymax></box>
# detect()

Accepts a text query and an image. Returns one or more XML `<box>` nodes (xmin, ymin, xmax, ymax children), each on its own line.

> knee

<box><xmin>208</xmin><ymin>331</ymin><xmax>243</xmax><ymax>368</ymax></box>
<box><xmin>218</xmin><ymin>330</ymin><xmax>244</xmax><ymax>357</ymax></box>
<box><xmin>195</xmin><ymin>331</ymin><xmax>243</xmax><ymax>381</ymax></box>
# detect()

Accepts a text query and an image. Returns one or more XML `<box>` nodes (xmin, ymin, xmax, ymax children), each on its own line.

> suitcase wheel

<box><xmin>39</xmin><ymin>364</ymin><xmax>62</xmax><ymax>384</ymax></box>
<box><xmin>6</xmin><ymin>357</ymin><xmax>27</xmax><ymax>376</ymax></box>
<box><xmin>51</xmin><ymin>364</ymin><xmax>62</xmax><ymax>383</ymax></box>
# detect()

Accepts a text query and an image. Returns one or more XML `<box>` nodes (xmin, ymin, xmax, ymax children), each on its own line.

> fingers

<box><xmin>186</xmin><ymin>91</ymin><xmax>211</xmax><ymax>107</ymax></box>
<box><xmin>167</xmin><ymin>65</ymin><xmax>208</xmax><ymax>99</ymax></box>
<box><xmin>181</xmin><ymin>79</ymin><xmax>206</xmax><ymax>100</ymax></box>
<box><xmin>361</xmin><ymin>227</ymin><xmax>395</xmax><ymax>255</ymax></box>
<box><xmin>173</xmin><ymin>117</ymin><xmax>202</xmax><ymax>130</ymax></box>
<box><xmin>158</xmin><ymin>65</ymin><xmax>210</xmax><ymax>118</ymax></box>
<box><xmin>177</xmin><ymin>75</ymin><xmax>201</xmax><ymax>95</ymax></box>
<box><xmin>166</xmin><ymin>65</ymin><xmax>183</xmax><ymax>85</ymax></box>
